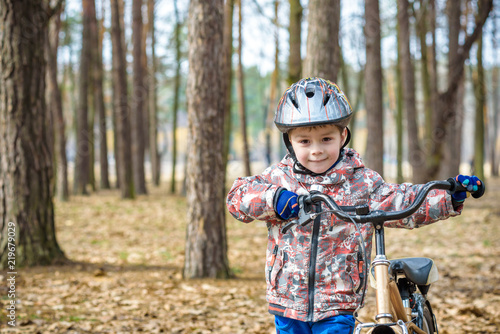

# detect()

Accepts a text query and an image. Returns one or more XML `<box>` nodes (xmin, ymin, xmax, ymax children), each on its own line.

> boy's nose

<box><xmin>310</xmin><ymin>144</ymin><xmax>323</xmax><ymax>155</ymax></box>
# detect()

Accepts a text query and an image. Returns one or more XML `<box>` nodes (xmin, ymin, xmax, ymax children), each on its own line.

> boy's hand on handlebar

<box><xmin>451</xmin><ymin>175</ymin><xmax>483</xmax><ymax>203</ymax></box>
<box><xmin>275</xmin><ymin>190</ymin><xmax>299</xmax><ymax>220</ymax></box>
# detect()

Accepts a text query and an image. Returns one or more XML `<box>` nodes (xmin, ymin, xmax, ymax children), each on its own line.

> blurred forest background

<box><xmin>1</xmin><ymin>0</ymin><xmax>500</xmax><ymax>332</ymax></box>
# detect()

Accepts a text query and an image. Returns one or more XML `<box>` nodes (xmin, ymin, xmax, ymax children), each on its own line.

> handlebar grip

<box><xmin>447</xmin><ymin>177</ymin><xmax>486</xmax><ymax>199</ymax></box>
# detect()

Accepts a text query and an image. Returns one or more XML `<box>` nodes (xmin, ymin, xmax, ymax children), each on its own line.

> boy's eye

<box><xmin>299</xmin><ymin>139</ymin><xmax>309</xmax><ymax>144</ymax></box>
<box><xmin>322</xmin><ymin>137</ymin><xmax>332</xmax><ymax>142</ymax></box>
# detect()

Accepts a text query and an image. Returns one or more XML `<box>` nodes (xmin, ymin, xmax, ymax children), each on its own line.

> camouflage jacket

<box><xmin>226</xmin><ymin>148</ymin><xmax>461</xmax><ymax>322</ymax></box>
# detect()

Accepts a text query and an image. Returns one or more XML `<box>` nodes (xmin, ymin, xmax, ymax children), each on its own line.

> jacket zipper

<box><xmin>307</xmin><ymin>206</ymin><xmax>321</xmax><ymax>321</ymax></box>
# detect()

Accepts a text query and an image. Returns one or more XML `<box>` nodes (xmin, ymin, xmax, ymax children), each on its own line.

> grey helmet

<box><xmin>274</xmin><ymin>77</ymin><xmax>353</xmax><ymax>133</ymax></box>
<box><xmin>274</xmin><ymin>78</ymin><xmax>353</xmax><ymax>175</ymax></box>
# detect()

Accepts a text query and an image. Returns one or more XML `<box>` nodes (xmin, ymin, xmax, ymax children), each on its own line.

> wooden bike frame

<box><xmin>354</xmin><ymin>225</ymin><xmax>428</xmax><ymax>334</ymax></box>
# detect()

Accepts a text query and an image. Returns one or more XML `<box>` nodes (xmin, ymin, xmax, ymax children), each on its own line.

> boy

<box><xmin>226</xmin><ymin>77</ymin><xmax>481</xmax><ymax>334</ymax></box>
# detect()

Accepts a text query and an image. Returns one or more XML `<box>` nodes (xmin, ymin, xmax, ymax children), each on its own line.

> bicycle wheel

<box><xmin>412</xmin><ymin>293</ymin><xmax>436</xmax><ymax>334</ymax></box>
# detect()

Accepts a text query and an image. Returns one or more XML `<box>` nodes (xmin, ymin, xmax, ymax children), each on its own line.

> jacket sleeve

<box><xmin>367</xmin><ymin>170</ymin><xmax>462</xmax><ymax>229</ymax></box>
<box><xmin>226</xmin><ymin>167</ymin><xmax>284</xmax><ymax>224</ymax></box>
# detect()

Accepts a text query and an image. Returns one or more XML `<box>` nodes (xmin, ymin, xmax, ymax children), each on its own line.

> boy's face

<box><xmin>289</xmin><ymin>124</ymin><xmax>347</xmax><ymax>174</ymax></box>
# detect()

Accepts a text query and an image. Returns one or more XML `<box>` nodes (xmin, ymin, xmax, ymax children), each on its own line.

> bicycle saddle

<box><xmin>370</xmin><ymin>257</ymin><xmax>439</xmax><ymax>289</ymax></box>
<box><xmin>389</xmin><ymin>257</ymin><xmax>439</xmax><ymax>286</ymax></box>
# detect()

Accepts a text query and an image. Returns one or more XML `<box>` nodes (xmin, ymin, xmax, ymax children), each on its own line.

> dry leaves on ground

<box><xmin>1</xmin><ymin>178</ymin><xmax>500</xmax><ymax>333</ymax></box>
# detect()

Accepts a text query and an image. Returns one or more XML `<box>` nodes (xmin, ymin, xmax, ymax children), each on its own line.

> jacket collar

<box><xmin>281</xmin><ymin>148</ymin><xmax>364</xmax><ymax>186</ymax></box>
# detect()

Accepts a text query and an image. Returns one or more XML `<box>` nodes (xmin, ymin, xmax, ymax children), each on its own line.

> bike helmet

<box><xmin>274</xmin><ymin>77</ymin><xmax>354</xmax><ymax>175</ymax></box>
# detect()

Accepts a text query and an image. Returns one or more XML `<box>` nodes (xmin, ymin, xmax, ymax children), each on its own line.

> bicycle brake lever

<box><xmin>281</xmin><ymin>196</ymin><xmax>317</xmax><ymax>234</ymax></box>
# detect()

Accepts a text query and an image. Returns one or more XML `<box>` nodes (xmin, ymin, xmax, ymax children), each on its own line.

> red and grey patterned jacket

<box><xmin>226</xmin><ymin>148</ymin><xmax>461</xmax><ymax>322</ymax></box>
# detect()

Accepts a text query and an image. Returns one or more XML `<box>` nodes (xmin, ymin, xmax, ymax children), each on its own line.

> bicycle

<box><xmin>281</xmin><ymin>178</ymin><xmax>485</xmax><ymax>334</ymax></box>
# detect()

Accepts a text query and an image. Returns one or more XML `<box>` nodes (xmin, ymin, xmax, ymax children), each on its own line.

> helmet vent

<box><xmin>305</xmin><ymin>85</ymin><xmax>315</xmax><ymax>98</ymax></box>
<box><xmin>323</xmin><ymin>93</ymin><xmax>331</xmax><ymax>106</ymax></box>
<box><xmin>288</xmin><ymin>91</ymin><xmax>299</xmax><ymax>108</ymax></box>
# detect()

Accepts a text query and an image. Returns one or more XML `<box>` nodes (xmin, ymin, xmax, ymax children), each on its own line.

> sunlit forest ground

<box><xmin>1</xmin><ymin>177</ymin><xmax>500</xmax><ymax>333</ymax></box>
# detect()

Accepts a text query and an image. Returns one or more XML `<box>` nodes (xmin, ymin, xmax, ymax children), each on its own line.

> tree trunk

<box><xmin>111</xmin><ymin>0</ymin><xmax>134</xmax><ymax>199</ymax></box>
<box><xmin>395</xmin><ymin>6</ymin><xmax>404</xmax><ymax>183</ymax></box>
<box><xmin>398</xmin><ymin>0</ymin><xmax>424</xmax><ymax>182</ymax></box>
<box><xmin>303</xmin><ymin>0</ymin><xmax>340</xmax><ymax>81</ymax></box>
<box><xmin>473</xmin><ymin>17</ymin><xmax>485</xmax><ymax>180</ymax></box>
<box><xmin>92</xmin><ymin>0</ymin><xmax>110</xmax><ymax>190</ymax></box>
<box><xmin>0</xmin><ymin>0</ymin><xmax>66</xmax><ymax>267</ymax></box>
<box><xmin>236</xmin><ymin>0</ymin><xmax>251</xmax><ymax>176</ymax></box>
<box><xmin>303</xmin><ymin>0</ymin><xmax>340</xmax><ymax>82</ymax></box>
<box><xmin>364</xmin><ymin>0</ymin><xmax>384</xmax><ymax>176</ymax></box>
<box><xmin>491</xmin><ymin>11</ymin><xmax>499</xmax><ymax>177</ymax></box>
<box><xmin>441</xmin><ymin>0</ymin><xmax>462</xmax><ymax>178</ymax></box>
<box><xmin>74</xmin><ymin>0</ymin><xmax>92</xmax><ymax>195</ymax></box>
<box><xmin>425</xmin><ymin>0</ymin><xmax>492</xmax><ymax>180</ymax></box>
<box><xmin>148</xmin><ymin>0</ymin><xmax>160</xmax><ymax>186</ymax></box>
<box><xmin>132</xmin><ymin>0</ymin><xmax>147</xmax><ymax>194</ymax></box>
<box><xmin>287</xmin><ymin>0</ymin><xmax>302</xmax><ymax>85</ymax></box>
<box><xmin>266</xmin><ymin>0</ymin><xmax>280</xmax><ymax>166</ymax></box>
<box><xmin>46</xmin><ymin>3</ymin><xmax>70</xmax><ymax>201</ymax></box>
<box><xmin>416</xmin><ymin>1</ymin><xmax>433</xmax><ymax>152</ymax></box>
<box><xmin>171</xmin><ymin>0</ymin><xmax>182</xmax><ymax>193</ymax></box>
<box><xmin>222</xmin><ymin>0</ymin><xmax>234</xmax><ymax>189</ymax></box>
<box><xmin>184</xmin><ymin>0</ymin><xmax>230</xmax><ymax>279</ymax></box>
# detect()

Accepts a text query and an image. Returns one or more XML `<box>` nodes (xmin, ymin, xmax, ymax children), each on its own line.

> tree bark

<box><xmin>46</xmin><ymin>3</ymin><xmax>69</xmax><ymax>201</ymax></box>
<box><xmin>171</xmin><ymin>0</ymin><xmax>182</xmax><ymax>193</ymax></box>
<box><xmin>287</xmin><ymin>0</ymin><xmax>302</xmax><ymax>85</ymax></box>
<box><xmin>491</xmin><ymin>11</ymin><xmax>499</xmax><ymax>177</ymax></box>
<box><xmin>148</xmin><ymin>0</ymin><xmax>160</xmax><ymax>186</ymax></box>
<box><xmin>184</xmin><ymin>0</ymin><xmax>230</xmax><ymax>279</ymax></box>
<box><xmin>91</xmin><ymin>0</ymin><xmax>110</xmax><ymax>190</ymax></box>
<box><xmin>222</xmin><ymin>0</ymin><xmax>234</xmax><ymax>189</ymax></box>
<box><xmin>303</xmin><ymin>0</ymin><xmax>340</xmax><ymax>81</ymax></box>
<box><xmin>398</xmin><ymin>0</ymin><xmax>424</xmax><ymax>182</ymax></box>
<box><xmin>74</xmin><ymin>0</ymin><xmax>92</xmax><ymax>195</ymax></box>
<box><xmin>236</xmin><ymin>0</ymin><xmax>251</xmax><ymax>176</ymax></box>
<box><xmin>111</xmin><ymin>0</ymin><xmax>134</xmax><ymax>199</ymax></box>
<box><xmin>364</xmin><ymin>0</ymin><xmax>384</xmax><ymax>176</ymax></box>
<box><xmin>132</xmin><ymin>0</ymin><xmax>147</xmax><ymax>194</ymax></box>
<box><xmin>441</xmin><ymin>0</ymin><xmax>463</xmax><ymax>178</ymax></box>
<box><xmin>0</xmin><ymin>0</ymin><xmax>65</xmax><ymax>267</ymax></box>
<box><xmin>266</xmin><ymin>0</ymin><xmax>280</xmax><ymax>166</ymax></box>
<box><xmin>473</xmin><ymin>13</ymin><xmax>485</xmax><ymax>180</ymax></box>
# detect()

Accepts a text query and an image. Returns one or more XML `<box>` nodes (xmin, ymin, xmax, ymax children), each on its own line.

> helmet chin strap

<box><xmin>283</xmin><ymin>128</ymin><xmax>351</xmax><ymax>176</ymax></box>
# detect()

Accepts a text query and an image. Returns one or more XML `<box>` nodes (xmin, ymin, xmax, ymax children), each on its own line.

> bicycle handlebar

<box><xmin>281</xmin><ymin>178</ymin><xmax>485</xmax><ymax>234</ymax></box>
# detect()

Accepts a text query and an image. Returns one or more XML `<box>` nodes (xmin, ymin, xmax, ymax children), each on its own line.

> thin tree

<box><xmin>491</xmin><ymin>9</ymin><xmax>499</xmax><ymax>177</ymax></box>
<box><xmin>148</xmin><ymin>0</ymin><xmax>161</xmax><ymax>186</ymax></box>
<box><xmin>111</xmin><ymin>0</ymin><xmax>134</xmax><ymax>199</ymax></box>
<box><xmin>473</xmin><ymin>8</ymin><xmax>485</xmax><ymax>181</ymax></box>
<box><xmin>222</xmin><ymin>0</ymin><xmax>234</xmax><ymax>188</ymax></box>
<box><xmin>364</xmin><ymin>0</ymin><xmax>384</xmax><ymax>176</ymax></box>
<box><xmin>303</xmin><ymin>0</ymin><xmax>340</xmax><ymax>81</ymax></box>
<box><xmin>171</xmin><ymin>0</ymin><xmax>182</xmax><ymax>193</ymax></box>
<box><xmin>74</xmin><ymin>0</ymin><xmax>92</xmax><ymax>195</ymax></box>
<box><xmin>441</xmin><ymin>0</ymin><xmax>463</xmax><ymax>177</ymax></box>
<box><xmin>184</xmin><ymin>0</ymin><xmax>230</xmax><ymax>279</ymax></box>
<box><xmin>287</xmin><ymin>0</ymin><xmax>302</xmax><ymax>85</ymax></box>
<box><xmin>236</xmin><ymin>0</ymin><xmax>251</xmax><ymax>176</ymax></box>
<box><xmin>132</xmin><ymin>0</ymin><xmax>147</xmax><ymax>194</ymax></box>
<box><xmin>266</xmin><ymin>0</ymin><xmax>280</xmax><ymax>166</ymax></box>
<box><xmin>398</xmin><ymin>0</ymin><xmax>422</xmax><ymax>182</ymax></box>
<box><xmin>46</xmin><ymin>2</ymin><xmax>70</xmax><ymax>200</ymax></box>
<box><xmin>92</xmin><ymin>0</ymin><xmax>110</xmax><ymax>189</ymax></box>
<box><xmin>0</xmin><ymin>0</ymin><xmax>66</xmax><ymax>267</ymax></box>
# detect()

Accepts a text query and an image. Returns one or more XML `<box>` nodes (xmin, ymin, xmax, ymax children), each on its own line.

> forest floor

<box><xmin>1</xmin><ymin>177</ymin><xmax>500</xmax><ymax>333</ymax></box>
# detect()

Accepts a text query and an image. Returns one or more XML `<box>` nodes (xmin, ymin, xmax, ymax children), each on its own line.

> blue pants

<box><xmin>275</xmin><ymin>314</ymin><xmax>355</xmax><ymax>334</ymax></box>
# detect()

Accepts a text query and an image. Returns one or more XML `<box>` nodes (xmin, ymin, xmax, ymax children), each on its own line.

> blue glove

<box><xmin>452</xmin><ymin>175</ymin><xmax>482</xmax><ymax>203</ymax></box>
<box><xmin>275</xmin><ymin>190</ymin><xmax>299</xmax><ymax>220</ymax></box>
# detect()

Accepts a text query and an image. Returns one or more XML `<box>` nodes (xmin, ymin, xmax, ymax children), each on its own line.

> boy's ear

<box><xmin>341</xmin><ymin>127</ymin><xmax>348</xmax><ymax>142</ymax></box>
